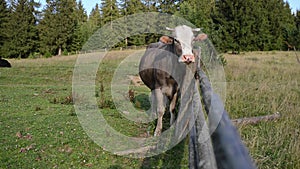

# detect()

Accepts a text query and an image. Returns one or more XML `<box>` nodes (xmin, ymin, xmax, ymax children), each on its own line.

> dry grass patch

<box><xmin>224</xmin><ymin>51</ymin><xmax>300</xmax><ymax>168</ymax></box>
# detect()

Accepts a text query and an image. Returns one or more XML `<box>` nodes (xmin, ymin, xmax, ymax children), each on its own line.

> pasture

<box><xmin>0</xmin><ymin>50</ymin><xmax>299</xmax><ymax>168</ymax></box>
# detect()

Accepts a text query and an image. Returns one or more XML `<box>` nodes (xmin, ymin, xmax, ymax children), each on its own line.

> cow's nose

<box><xmin>182</xmin><ymin>55</ymin><xmax>195</xmax><ymax>64</ymax></box>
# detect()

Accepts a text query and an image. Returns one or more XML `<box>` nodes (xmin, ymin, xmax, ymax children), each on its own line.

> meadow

<box><xmin>0</xmin><ymin>50</ymin><xmax>299</xmax><ymax>168</ymax></box>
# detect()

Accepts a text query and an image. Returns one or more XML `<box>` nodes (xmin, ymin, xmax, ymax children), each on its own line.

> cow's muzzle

<box><xmin>180</xmin><ymin>55</ymin><xmax>195</xmax><ymax>64</ymax></box>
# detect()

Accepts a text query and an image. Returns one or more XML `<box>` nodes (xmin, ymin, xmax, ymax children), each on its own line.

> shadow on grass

<box><xmin>108</xmin><ymin>165</ymin><xmax>122</xmax><ymax>169</ymax></box>
<box><xmin>134</xmin><ymin>93</ymin><xmax>187</xmax><ymax>168</ymax></box>
<box><xmin>133</xmin><ymin>93</ymin><xmax>151</xmax><ymax>111</ymax></box>
<box><xmin>140</xmin><ymin>138</ymin><xmax>187</xmax><ymax>169</ymax></box>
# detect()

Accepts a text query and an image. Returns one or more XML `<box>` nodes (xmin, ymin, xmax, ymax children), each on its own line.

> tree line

<box><xmin>0</xmin><ymin>0</ymin><xmax>300</xmax><ymax>58</ymax></box>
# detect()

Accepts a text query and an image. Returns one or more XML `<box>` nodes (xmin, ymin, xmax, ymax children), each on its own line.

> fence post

<box><xmin>197</xmin><ymin>69</ymin><xmax>256</xmax><ymax>169</ymax></box>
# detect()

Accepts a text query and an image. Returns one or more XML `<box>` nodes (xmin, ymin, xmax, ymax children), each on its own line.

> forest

<box><xmin>0</xmin><ymin>0</ymin><xmax>300</xmax><ymax>58</ymax></box>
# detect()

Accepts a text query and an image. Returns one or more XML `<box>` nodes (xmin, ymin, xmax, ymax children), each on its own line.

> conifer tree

<box><xmin>293</xmin><ymin>10</ymin><xmax>300</xmax><ymax>50</ymax></box>
<box><xmin>248</xmin><ymin>0</ymin><xmax>270</xmax><ymax>51</ymax></box>
<box><xmin>100</xmin><ymin>0</ymin><xmax>124</xmax><ymax>49</ymax></box>
<box><xmin>120</xmin><ymin>0</ymin><xmax>146</xmax><ymax>15</ymax></box>
<box><xmin>157</xmin><ymin>0</ymin><xmax>182</xmax><ymax>14</ymax></box>
<box><xmin>280</xmin><ymin>1</ymin><xmax>296</xmax><ymax>50</ymax></box>
<box><xmin>56</xmin><ymin>0</ymin><xmax>77</xmax><ymax>55</ymax></box>
<box><xmin>211</xmin><ymin>0</ymin><xmax>295</xmax><ymax>52</ymax></box>
<box><xmin>119</xmin><ymin>0</ymin><xmax>147</xmax><ymax>47</ymax></box>
<box><xmin>142</xmin><ymin>0</ymin><xmax>158</xmax><ymax>12</ymax></box>
<box><xmin>256</xmin><ymin>0</ymin><xmax>295</xmax><ymax>50</ymax></box>
<box><xmin>39</xmin><ymin>0</ymin><xmax>77</xmax><ymax>56</ymax></box>
<box><xmin>0</xmin><ymin>0</ymin><xmax>10</xmax><ymax>55</ymax></box>
<box><xmin>88</xmin><ymin>3</ymin><xmax>102</xmax><ymax>34</ymax></box>
<box><xmin>265</xmin><ymin>0</ymin><xmax>284</xmax><ymax>50</ymax></box>
<box><xmin>69</xmin><ymin>0</ymin><xmax>88</xmax><ymax>53</ymax></box>
<box><xmin>296</xmin><ymin>10</ymin><xmax>300</xmax><ymax>29</ymax></box>
<box><xmin>176</xmin><ymin>0</ymin><xmax>214</xmax><ymax>32</ymax></box>
<box><xmin>76</xmin><ymin>0</ymin><xmax>87</xmax><ymax>23</ymax></box>
<box><xmin>38</xmin><ymin>0</ymin><xmax>57</xmax><ymax>56</ymax></box>
<box><xmin>212</xmin><ymin>0</ymin><xmax>246</xmax><ymax>53</ymax></box>
<box><xmin>3</xmin><ymin>0</ymin><xmax>39</xmax><ymax>58</ymax></box>
<box><xmin>101</xmin><ymin>0</ymin><xmax>120</xmax><ymax>26</ymax></box>
<box><xmin>79</xmin><ymin>3</ymin><xmax>103</xmax><ymax>51</ymax></box>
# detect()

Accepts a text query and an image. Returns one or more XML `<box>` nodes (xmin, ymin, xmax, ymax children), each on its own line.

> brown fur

<box><xmin>160</xmin><ymin>36</ymin><xmax>173</xmax><ymax>44</ymax></box>
<box><xmin>194</xmin><ymin>33</ymin><xmax>208</xmax><ymax>41</ymax></box>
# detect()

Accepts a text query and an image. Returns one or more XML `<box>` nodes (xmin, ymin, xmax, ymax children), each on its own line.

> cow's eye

<box><xmin>175</xmin><ymin>42</ymin><xmax>182</xmax><ymax>48</ymax></box>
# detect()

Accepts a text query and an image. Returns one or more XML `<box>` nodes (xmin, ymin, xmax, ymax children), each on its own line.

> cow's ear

<box><xmin>194</xmin><ymin>33</ymin><xmax>208</xmax><ymax>41</ymax></box>
<box><xmin>160</xmin><ymin>36</ymin><xmax>173</xmax><ymax>44</ymax></box>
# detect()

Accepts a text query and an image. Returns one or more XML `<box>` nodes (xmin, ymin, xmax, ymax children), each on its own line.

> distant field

<box><xmin>0</xmin><ymin>51</ymin><xmax>299</xmax><ymax>168</ymax></box>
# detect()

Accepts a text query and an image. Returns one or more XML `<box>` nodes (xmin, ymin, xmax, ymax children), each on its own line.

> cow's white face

<box><xmin>167</xmin><ymin>25</ymin><xmax>207</xmax><ymax>64</ymax></box>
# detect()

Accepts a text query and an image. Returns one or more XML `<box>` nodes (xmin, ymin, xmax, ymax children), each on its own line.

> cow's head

<box><xmin>164</xmin><ymin>25</ymin><xmax>207</xmax><ymax>64</ymax></box>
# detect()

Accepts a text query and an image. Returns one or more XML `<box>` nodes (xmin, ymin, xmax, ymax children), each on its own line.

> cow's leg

<box><xmin>150</xmin><ymin>90</ymin><xmax>157</xmax><ymax>119</ymax></box>
<box><xmin>169</xmin><ymin>92</ymin><xmax>178</xmax><ymax>125</ymax></box>
<box><xmin>153</xmin><ymin>89</ymin><xmax>165</xmax><ymax>136</ymax></box>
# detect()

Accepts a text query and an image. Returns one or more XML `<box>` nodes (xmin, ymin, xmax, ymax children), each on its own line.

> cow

<box><xmin>139</xmin><ymin>25</ymin><xmax>207</xmax><ymax>136</ymax></box>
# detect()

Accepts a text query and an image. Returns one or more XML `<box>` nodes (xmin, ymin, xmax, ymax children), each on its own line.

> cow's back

<box><xmin>139</xmin><ymin>43</ymin><xmax>186</xmax><ymax>98</ymax></box>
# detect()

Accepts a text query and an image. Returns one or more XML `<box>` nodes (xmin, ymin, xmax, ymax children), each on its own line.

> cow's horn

<box><xmin>166</xmin><ymin>27</ymin><xmax>175</xmax><ymax>31</ymax></box>
<box><xmin>192</xmin><ymin>28</ymin><xmax>201</xmax><ymax>32</ymax></box>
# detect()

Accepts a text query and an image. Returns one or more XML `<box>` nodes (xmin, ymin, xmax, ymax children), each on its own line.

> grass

<box><xmin>224</xmin><ymin>51</ymin><xmax>300</xmax><ymax>168</ymax></box>
<box><xmin>0</xmin><ymin>50</ymin><xmax>299</xmax><ymax>168</ymax></box>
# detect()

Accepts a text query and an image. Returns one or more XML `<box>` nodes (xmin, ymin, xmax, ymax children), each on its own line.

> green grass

<box><xmin>224</xmin><ymin>51</ymin><xmax>300</xmax><ymax>168</ymax></box>
<box><xmin>0</xmin><ymin>51</ymin><xmax>299</xmax><ymax>168</ymax></box>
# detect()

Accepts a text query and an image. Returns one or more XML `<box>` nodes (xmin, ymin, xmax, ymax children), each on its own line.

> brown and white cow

<box><xmin>139</xmin><ymin>25</ymin><xmax>207</xmax><ymax>136</ymax></box>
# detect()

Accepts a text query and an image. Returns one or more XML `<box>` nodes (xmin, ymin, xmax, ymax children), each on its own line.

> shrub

<box><xmin>44</xmin><ymin>51</ymin><xmax>52</xmax><ymax>58</ymax></box>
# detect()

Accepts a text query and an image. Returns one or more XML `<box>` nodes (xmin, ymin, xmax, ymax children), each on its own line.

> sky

<box><xmin>37</xmin><ymin>0</ymin><xmax>95</xmax><ymax>14</ymax></box>
<box><xmin>287</xmin><ymin>0</ymin><xmax>300</xmax><ymax>14</ymax></box>
<box><xmin>79</xmin><ymin>0</ymin><xmax>95</xmax><ymax>15</ymax></box>
<box><xmin>37</xmin><ymin>0</ymin><xmax>300</xmax><ymax>15</ymax></box>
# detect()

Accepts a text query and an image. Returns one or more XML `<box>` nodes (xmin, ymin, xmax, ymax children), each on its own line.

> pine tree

<box><xmin>293</xmin><ymin>10</ymin><xmax>300</xmax><ymax>50</ymax></box>
<box><xmin>258</xmin><ymin>0</ymin><xmax>295</xmax><ymax>50</ymax></box>
<box><xmin>248</xmin><ymin>0</ymin><xmax>270</xmax><ymax>51</ymax></box>
<box><xmin>141</xmin><ymin>0</ymin><xmax>158</xmax><ymax>12</ymax></box>
<box><xmin>88</xmin><ymin>3</ymin><xmax>102</xmax><ymax>34</ymax></box>
<box><xmin>157</xmin><ymin>0</ymin><xmax>183</xmax><ymax>14</ymax></box>
<box><xmin>75</xmin><ymin>0</ymin><xmax>87</xmax><ymax>23</ymax></box>
<box><xmin>119</xmin><ymin>0</ymin><xmax>147</xmax><ymax>47</ymax></box>
<box><xmin>38</xmin><ymin>0</ymin><xmax>57</xmax><ymax>56</ymax></box>
<box><xmin>69</xmin><ymin>0</ymin><xmax>88</xmax><ymax>53</ymax></box>
<box><xmin>235</xmin><ymin>0</ymin><xmax>257</xmax><ymax>51</ymax></box>
<box><xmin>0</xmin><ymin>0</ymin><xmax>10</xmax><ymax>55</ymax></box>
<box><xmin>56</xmin><ymin>0</ymin><xmax>77</xmax><ymax>55</ymax></box>
<box><xmin>120</xmin><ymin>0</ymin><xmax>146</xmax><ymax>15</ymax></box>
<box><xmin>79</xmin><ymin>3</ymin><xmax>103</xmax><ymax>51</ymax></box>
<box><xmin>176</xmin><ymin>0</ymin><xmax>214</xmax><ymax>32</ymax></box>
<box><xmin>212</xmin><ymin>0</ymin><xmax>246</xmax><ymax>53</ymax></box>
<box><xmin>39</xmin><ymin>0</ymin><xmax>77</xmax><ymax>56</ymax></box>
<box><xmin>265</xmin><ymin>0</ymin><xmax>284</xmax><ymax>50</ymax></box>
<box><xmin>100</xmin><ymin>0</ymin><xmax>124</xmax><ymax>49</ymax></box>
<box><xmin>101</xmin><ymin>0</ymin><xmax>120</xmax><ymax>27</ymax></box>
<box><xmin>211</xmin><ymin>0</ymin><xmax>296</xmax><ymax>52</ymax></box>
<box><xmin>3</xmin><ymin>0</ymin><xmax>39</xmax><ymax>58</ymax></box>
<box><xmin>280</xmin><ymin>1</ymin><xmax>296</xmax><ymax>50</ymax></box>
<box><xmin>296</xmin><ymin>10</ymin><xmax>300</xmax><ymax>29</ymax></box>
